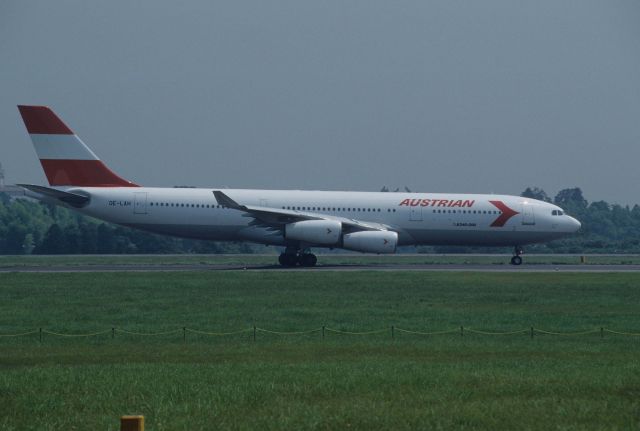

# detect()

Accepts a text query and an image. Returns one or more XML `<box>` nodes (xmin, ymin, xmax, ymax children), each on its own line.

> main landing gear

<box><xmin>278</xmin><ymin>247</ymin><xmax>318</xmax><ymax>267</ymax></box>
<box><xmin>510</xmin><ymin>245</ymin><xmax>524</xmax><ymax>266</ymax></box>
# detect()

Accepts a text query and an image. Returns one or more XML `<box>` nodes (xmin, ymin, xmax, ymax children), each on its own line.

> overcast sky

<box><xmin>1</xmin><ymin>1</ymin><xmax>639</xmax><ymax>204</ymax></box>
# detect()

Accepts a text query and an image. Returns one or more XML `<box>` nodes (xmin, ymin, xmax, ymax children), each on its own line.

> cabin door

<box><xmin>522</xmin><ymin>204</ymin><xmax>535</xmax><ymax>225</ymax></box>
<box><xmin>134</xmin><ymin>192</ymin><xmax>148</xmax><ymax>215</ymax></box>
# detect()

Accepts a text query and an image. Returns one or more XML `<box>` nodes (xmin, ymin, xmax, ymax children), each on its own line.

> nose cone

<box><xmin>567</xmin><ymin>216</ymin><xmax>581</xmax><ymax>233</ymax></box>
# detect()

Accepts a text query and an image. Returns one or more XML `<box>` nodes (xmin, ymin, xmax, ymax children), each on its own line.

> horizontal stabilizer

<box><xmin>17</xmin><ymin>184</ymin><xmax>90</xmax><ymax>207</ymax></box>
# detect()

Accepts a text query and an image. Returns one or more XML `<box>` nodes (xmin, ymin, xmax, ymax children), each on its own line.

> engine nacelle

<box><xmin>285</xmin><ymin>220</ymin><xmax>342</xmax><ymax>245</ymax></box>
<box><xmin>342</xmin><ymin>230</ymin><xmax>398</xmax><ymax>254</ymax></box>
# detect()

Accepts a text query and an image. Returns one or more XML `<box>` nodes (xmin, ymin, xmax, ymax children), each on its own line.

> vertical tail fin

<box><xmin>17</xmin><ymin>105</ymin><xmax>139</xmax><ymax>187</ymax></box>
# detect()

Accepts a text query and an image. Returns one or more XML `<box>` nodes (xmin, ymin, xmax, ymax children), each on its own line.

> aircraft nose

<box><xmin>567</xmin><ymin>216</ymin><xmax>581</xmax><ymax>232</ymax></box>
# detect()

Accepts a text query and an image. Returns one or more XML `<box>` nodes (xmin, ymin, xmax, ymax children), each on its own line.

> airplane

<box><xmin>15</xmin><ymin>105</ymin><xmax>581</xmax><ymax>267</ymax></box>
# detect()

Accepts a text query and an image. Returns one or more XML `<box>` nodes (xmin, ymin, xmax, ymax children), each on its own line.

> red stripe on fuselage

<box><xmin>39</xmin><ymin>159</ymin><xmax>139</xmax><ymax>187</ymax></box>
<box><xmin>18</xmin><ymin>105</ymin><xmax>74</xmax><ymax>135</ymax></box>
<box><xmin>489</xmin><ymin>200</ymin><xmax>519</xmax><ymax>227</ymax></box>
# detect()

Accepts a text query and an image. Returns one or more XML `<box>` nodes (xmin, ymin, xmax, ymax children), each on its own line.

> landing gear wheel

<box><xmin>299</xmin><ymin>253</ymin><xmax>318</xmax><ymax>267</ymax></box>
<box><xmin>510</xmin><ymin>255</ymin><xmax>522</xmax><ymax>266</ymax></box>
<box><xmin>278</xmin><ymin>253</ymin><xmax>298</xmax><ymax>267</ymax></box>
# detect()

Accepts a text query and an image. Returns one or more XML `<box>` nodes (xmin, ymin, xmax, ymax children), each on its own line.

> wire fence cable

<box><xmin>0</xmin><ymin>329</ymin><xmax>39</xmax><ymax>337</ymax></box>
<box><xmin>115</xmin><ymin>328</ymin><xmax>183</xmax><ymax>336</ymax></box>
<box><xmin>185</xmin><ymin>328</ymin><xmax>253</xmax><ymax>336</ymax></box>
<box><xmin>394</xmin><ymin>327</ymin><xmax>460</xmax><ymax>336</ymax></box>
<box><xmin>42</xmin><ymin>329</ymin><xmax>112</xmax><ymax>337</ymax></box>
<box><xmin>325</xmin><ymin>327</ymin><xmax>388</xmax><ymax>335</ymax></box>
<box><xmin>256</xmin><ymin>327</ymin><xmax>322</xmax><ymax>335</ymax></box>
<box><xmin>465</xmin><ymin>328</ymin><xmax>529</xmax><ymax>335</ymax></box>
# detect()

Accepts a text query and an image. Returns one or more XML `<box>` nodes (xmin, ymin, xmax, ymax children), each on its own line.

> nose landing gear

<box><xmin>510</xmin><ymin>246</ymin><xmax>524</xmax><ymax>265</ymax></box>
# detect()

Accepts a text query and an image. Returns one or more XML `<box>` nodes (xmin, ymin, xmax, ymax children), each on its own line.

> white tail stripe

<box><xmin>30</xmin><ymin>134</ymin><xmax>99</xmax><ymax>160</ymax></box>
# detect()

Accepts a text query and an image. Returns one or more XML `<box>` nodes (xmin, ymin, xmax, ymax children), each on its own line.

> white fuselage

<box><xmin>58</xmin><ymin>187</ymin><xmax>581</xmax><ymax>248</ymax></box>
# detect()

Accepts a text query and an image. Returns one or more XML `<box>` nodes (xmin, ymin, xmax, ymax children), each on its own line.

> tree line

<box><xmin>0</xmin><ymin>187</ymin><xmax>638</xmax><ymax>254</ymax></box>
<box><xmin>0</xmin><ymin>193</ymin><xmax>257</xmax><ymax>255</ymax></box>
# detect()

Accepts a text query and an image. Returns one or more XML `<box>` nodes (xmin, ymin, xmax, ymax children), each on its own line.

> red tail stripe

<box><xmin>39</xmin><ymin>160</ymin><xmax>139</xmax><ymax>187</ymax></box>
<box><xmin>18</xmin><ymin>105</ymin><xmax>74</xmax><ymax>135</ymax></box>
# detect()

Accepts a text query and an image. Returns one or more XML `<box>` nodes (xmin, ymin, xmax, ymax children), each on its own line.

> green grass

<box><xmin>1</xmin><ymin>271</ymin><xmax>640</xmax><ymax>430</ymax></box>
<box><xmin>1</xmin><ymin>253</ymin><xmax>640</xmax><ymax>267</ymax></box>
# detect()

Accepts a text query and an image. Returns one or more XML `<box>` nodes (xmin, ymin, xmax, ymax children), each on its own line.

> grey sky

<box><xmin>1</xmin><ymin>1</ymin><xmax>639</xmax><ymax>205</ymax></box>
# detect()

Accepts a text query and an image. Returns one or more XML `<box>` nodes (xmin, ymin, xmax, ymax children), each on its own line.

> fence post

<box><xmin>120</xmin><ymin>415</ymin><xmax>144</xmax><ymax>431</ymax></box>
<box><xmin>460</xmin><ymin>326</ymin><xmax>464</xmax><ymax>337</ymax></box>
<box><xmin>530</xmin><ymin>327</ymin><xmax>534</xmax><ymax>339</ymax></box>
<box><xmin>112</xmin><ymin>327</ymin><xmax>115</xmax><ymax>339</ymax></box>
<box><xmin>39</xmin><ymin>328</ymin><xmax>42</xmax><ymax>343</ymax></box>
<box><xmin>322</xmin><ymin>325</ymin><xmax>325</xmax><ymax>340</ymax></box>
<box><xmin>183</xmin><ymin>327</ymin><xmax>186</xmax><ymax>343</ymax></box>
<box><xmin>392</xmin><ymin>325</ymin><xmax>395</xmax><ymax>339</ymax></box>
<box><xmin>601</xmin><ymin>327</ymin><xmax>604</xmax><ymax>338</ymax></box>
<box><xmin>253</xmin><ymin>325</ymin><xmax>256</xmax><ymax>342</ymax></box>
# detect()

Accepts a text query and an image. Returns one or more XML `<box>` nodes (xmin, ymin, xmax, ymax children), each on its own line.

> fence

<box><xmin>1</xmin><ymin>326</ymin><xmax>640</xmax><ymax>341</ymax></box>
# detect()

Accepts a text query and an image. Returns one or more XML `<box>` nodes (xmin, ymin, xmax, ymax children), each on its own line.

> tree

<box><xmin>554</xmin><ymin>188</ymin><xmax>588</xmax><ymax>209</ymax></box>
<box><xmin>521</xmin><ymin>187</ymin><xmax>551</xmax><ymax>202</ymax></box>
<box><xmin>22</xmin><ymin>234</ymin><xmax>34</xmax><ymax>255</ymax></box>
<box><xmin>4</xmin><ymin>223</ymin><xmax>27</xmax><ymax>254</ymax></box>
<box><xmin>35</xmin><ymin>224</ymin><xmax>66</xmax><ymax>254</ymax></box>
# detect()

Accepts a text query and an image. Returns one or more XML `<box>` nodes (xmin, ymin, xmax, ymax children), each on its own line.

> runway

<box><xmin>3</xmin><ymin>263</ymin><xmax>640</xmax><ymax>273</ymax></box>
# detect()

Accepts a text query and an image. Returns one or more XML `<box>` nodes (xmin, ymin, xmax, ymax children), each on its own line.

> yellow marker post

<box><xmin>121</xmin><ymin>415</ymin><xmax>144</xmax><ymax>431</ymax></box>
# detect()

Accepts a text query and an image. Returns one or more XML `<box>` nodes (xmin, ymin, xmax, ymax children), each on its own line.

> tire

<box><xmin>279</xmin><ymin>253</ymin><xmax>298</xmax><ymax>267</ymax></box>
<box><xmin>299</xmin><ymin>254</ymin><xmax>318</xmax><ymax>267</ymax></box>
<box><xmin>510</xmin><ymin>255</ymin><xmax>522</xmax><ymax>266</ymax></box>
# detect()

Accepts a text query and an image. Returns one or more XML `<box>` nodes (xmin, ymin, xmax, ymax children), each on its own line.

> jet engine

<box><xmin>342</xmin><ymin>230</ymin><xmax>398</xmax><ymax>254</ymax></box>
<box><xmin>285</xmin><ymin>220</ymin><xmax>342</xmax><ymax>245</ymax></box>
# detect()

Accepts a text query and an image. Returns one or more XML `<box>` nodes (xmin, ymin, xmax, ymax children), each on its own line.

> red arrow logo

<box><xmin>489</xmin><ymin>201</ymin><xmax>519</xmax><ymax>227</ymax></box>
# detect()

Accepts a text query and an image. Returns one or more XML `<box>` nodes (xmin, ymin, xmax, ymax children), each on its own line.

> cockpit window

<box><xmin>552</xmin><ymin>210</ymin><xmax>564</xmax><ymax>216</ymax></box>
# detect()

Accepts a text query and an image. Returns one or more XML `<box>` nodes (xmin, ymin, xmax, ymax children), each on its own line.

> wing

<box><xmin>212</xmin><ymin>191</ymin><xmax>390</xmax><ymax>233</ymax></box>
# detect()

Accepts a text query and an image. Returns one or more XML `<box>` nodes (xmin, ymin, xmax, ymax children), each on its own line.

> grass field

<box><xmin>1</xmin><ymin>271</ymin><xmax>640</xmax><ymax>430</ymax></box>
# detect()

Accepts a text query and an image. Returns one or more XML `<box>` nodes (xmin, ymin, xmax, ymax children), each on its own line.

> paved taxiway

<box><xmin>2</xmin><ymin>264</ymin><xmax>640</xmax><ymax>273</ymax></box>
